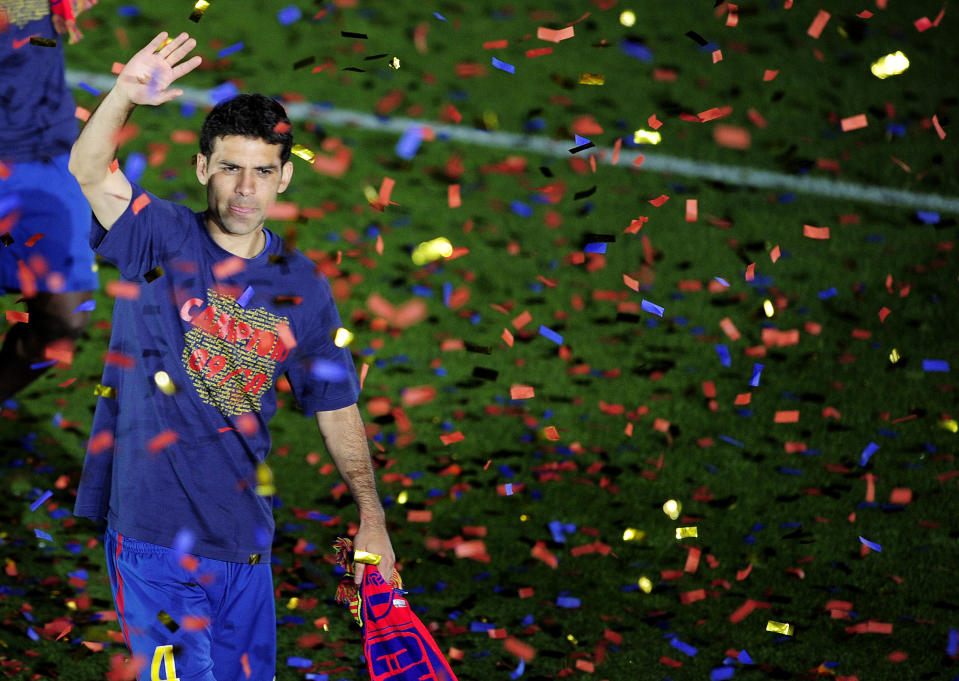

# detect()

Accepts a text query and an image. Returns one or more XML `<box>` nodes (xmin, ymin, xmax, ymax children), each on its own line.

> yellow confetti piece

<box><xmin>620</xmin><ymin>10</ymin><xmax>636</xmax><ymax>27</ymax></box>
<box><xmin>766</xmin><ymin>620</ymin><xmax>794</xmax><ymax>636</ymax></box>
<box><xmin>888</xmin><ymin>348</ymin><xmax>900</xmax><ymax>364</ymax></box>
<box><xmin>675</xmin><ymin>526</ymin><xmax>698</xmax><ymax>539</ymax></box>
<box><xmin>94</xmin><ymin>384</ymin><xmax>116</xmax><ymax>398</ymax></box>
<box><xmin>579</xmin><ymin>73</ymin><xmax>605</xmax><ymax>85</ymax></box>
<box><xmin>154</xmin><ymin>371</ymin><xmax>176</xmax><ymax>396</ymax></box>
<box><xmin>291</xmin><ymin>144</ymin><xmax>315</xmax><ymax>163</ymax></box>
<box><xmin>189</xmin><ymin>0</ymin><xmax>210</xmax><ymax>22</ymax></box>
<box><xmin>940</xmin><ymin>419</ymin><xmax>958</xmax><ymax>433</ymax></box>
<box><xmin>662</xmin><ymin>500</ymin><xmax>681</xmax><ymax>520</ymax></box>
<box><xmin>637</xmin><ymin>576</ymin><xmax>653</xmax><ymax>593</ymax></box>
<box><xmin>633</xmin><ymin>129</ymin><xmax>662</xmax><ymax>145</ymax></box>
<box><xmin>255</xmin><ymin>461</ymin><xmax>275</xmax><ymax>496</ymax></box>
<box><xmin>287</xmin><ymin>597</ymin><xmax>299</xmax><ymax>610</ymax></box>
<box><xmin>763</xmin><ymin>299</ymin><xmax>775</xmax><ymax>318</ymax></box>
<box><xmin>412</xmin><ymin>237</ymin><xmax>454</xmax><ymax>265</ymax></box>
<box><xmin>389</xmin><ymin>57</ymin><xmax>401</xmax><ymax>70</ymax></box>
<box><xmin>397</xmin><ymin>490</ymin><xmax>409</xmax><ymax>504</ymax></box>
<box><xmin>870</xmin><ymin>51</ymin><xmax>909</xmax><ymax>79</ymax></box>
<box><xmin>622</xmin><ymin>528</ymin><xmax>645</xmax><ymax>541</ymax></box>
<box><xmin>353</xmin><ymin>550</ymin><xmax>382</xmax><ymax>565</ymax></box>
<box><xmin>333</xmin><ymin>327</ymin><xmax>355</xmax><ymax>347</ymax></box>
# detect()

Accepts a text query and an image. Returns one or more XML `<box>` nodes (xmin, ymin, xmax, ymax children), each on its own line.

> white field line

<box><xmin>67</xmin><ymin>70</ymin><xmax>958</xmax><ymax>214</ymax></box>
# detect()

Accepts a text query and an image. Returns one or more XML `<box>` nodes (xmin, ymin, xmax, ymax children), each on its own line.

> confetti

<box><xmin>676</xmin><ymin>527</ymin><xmax>698</xmax><ymax>539</ymax></box>
<box><xmin>807</xmin><ymin>10</ymin><xmax>830</xmax><ymax>39</ymax></box>
<box><xmin>766</xmin><ymin>620</ymin><xmax>794</xmax><ymax>635</ymax></box>
<box><xmin>189</xmin><ymin>0</ymin><xmax>210</xmax><ymax>22</ymax></box>
<box><xmin>859</xmin><ymin>536</ymin><xmax>882</xmax><ymax>552</ymax></box>
<box><xmin>870</xmin><ymin>51</ymin><xmax>909</xmax><ymax>79</ymax></box>
<box><xmin>491</xmin><ymin>57</ymin><xmax>515</xmax><ymax>74</ymax></box>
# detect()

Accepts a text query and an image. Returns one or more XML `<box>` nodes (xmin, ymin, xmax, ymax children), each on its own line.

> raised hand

<box><xmin>115</xmin><ymin>31</ymin><xmax>202</xmax><ymax>106</ymax></box>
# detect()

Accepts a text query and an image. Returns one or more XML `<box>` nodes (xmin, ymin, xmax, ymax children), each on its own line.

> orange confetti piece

<box><xmin>147</xmin><ymin>429</ymin><xmax>178</xmax><ymax>452</ymax></box>
<box><xmin>212</xmin><ymin>256</ymin><xmax>245</xmax><ymax>280</ymax></box>
<box><xmin>401</xmin><ymin>385</ymin><xmax>436</xmax><ymax>407</ymax></box>
<box><xmin>440</xmin><ymin>431</ymin><xmax>465</xmax><ymax>445</ymax></box>
<box><xmin>745</xmin><ymin>263</ymin><xmax>755</xmax><ymax>281</ymax></box>
<box><xmin>648</xmin><ymin>194</ymin><xmax>669</xmax><ymax>207</ymax></box>
<box><xmin>407</xmin><ymin>510</ymin><xmax>432</xmax><ymax>523</ymax></box>
<box><xmin>483</xmin><ymin>39</ymin><xmax>508</xmax><ymax>49</ymax></box>
<box><xmin>240</xmin><ymin>653</ymin><xmax>251</xmax><ymax>678</ymax></box>
<box><xmin>531</xmin><ymin>541</ymin><xmax>558</xmax><ymax>568</ymax></box>
<box><xmin>932</xmin><ymin>114</ymin><xmax>946</xmax><ymax>139</ymax></box>
<box><xmin>512</xmin><ymin>310</ymin><xmax>532</xmax><ymax>329</ymax></box>
<box><xmin>5</xmin><ymin>310</ymin><xmax>28</xmax><ymax>324</ymax></box>
<box><xmin>712</xmin><ymin>49</ymin><xmax>723</xmax><ymax>63</ymax></box>
<box><xmin>807</xmin><ymin>9</ymin><xmax>830</xmax><ymax>38</ymax></box>
<box><xmin>111</xmin><ymin>61</ymin><xmax>125</xmax><ymax>75</ymax></box>
<box><xmin>720</xmin><ymin>317</ymin><xmax>741</xmax><ymax>341</ymax></box>
<box><xmin>543</xmin><ymin>425</ymin><xmax>560</xmax><ymax>440</ymax></box>
<box><xmin>623</xmin><ymin>273</ymin><xmax>639</xmax><ymax>291</ymax></box>
<box><xmin>889</xmin><ymin>488</ymin><xmax>912</xmax><ymax>504</ymax></box>
<box><xmin>537</xmin><ymin>26</ymin><xmax>574</xmax><ymax>42</ymax></box>
<box><xmin>612</xmin><ymin>137</ymin><xmax>621</xmax><ymax>164</ymax></box>
<box><xmin>131</xmin><ymin>193</ymin><xmax>151</xmax><ymax>215</ymax></box>
<box><xmin>276</xmin><ymin>322</ymin><xmax>297</xmax><ymax>351</ymax></box>
<box><xmin>774</xmin><ymin>410</ymin><xmax>800</xmax><ymax>423</ymax></box>
<box><xmin>106</xmin><ymin>280</ymin><xmax>140</xmax><ymax>299</ymax></box>
<box><xmin>734</xmin><ymin>393</ymin><xmax>751</xmax><ymax>405</ymax></box>
<box><xmin>575</xmin><ymin>660</ymin><xmax>595</xmax><ymax>673</ymax></box>
<box><xmin>803</xmin><ymin>224</ymin><xmax>830</xmax><ymax>239</ymax></box>
<box><xmin>75</xmin><ymin>106</ymin><xmax>90</xmax><ymax>122</ymax></box>
<box><xmin>510</xmin><ymin>384</ymin><xmax>535</xmax><ymax>399</ymax></box>
<box><xmin>685</xmin><ymin>199</ymin><xmax>698</xmax><ymax>222</ymax></box>
<box><xmin>183</xmin><ymin>615</ymin><xmax>211</xmax><ymax>631</ymax></box>
<box><xmin>448</xmin><ymin>184</ymin><xmax>461</xmax><ymax>208</ymax></box>
<box><xmin>88</xmin><ymin>431</ymin><xmax>114</xmax><ymax>453</ymax></box>
<box><xmin>841</xmin><ymin>114</ymin><xmax>868</xmax><ymax>131</ymax></box>
<box><xmin>633</xmin><ymin>154</ymin><xmax>645</xmax><ymax>167</ymax></box>
<box><xmin>504</xmin><ymin>637</ymin><xmax>536</xmax><ymax>662</ymax></box>
<box><xmin>770</xmin><ymin>245</ymin><xmax>781</xmax><ymax>262</ymax></box>
<box><xmin>714</xmin><ymin>125</ymin><xmax>751</xmax><ymax>149</ymax></box>
<box><xmin>501</xmin><ymin>328</ymin><xmax>514</xmax><ymax>347</ymax></box>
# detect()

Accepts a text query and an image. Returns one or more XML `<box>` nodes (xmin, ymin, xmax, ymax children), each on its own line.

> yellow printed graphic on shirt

<box><xmin>5</xmin><ymin>0</ymin><xmax>49</xmax><ymax>28</ymax></box>
<box><xmin>179</xmin><ymin>290</ymin><xmax>291</xmax><ymax>416</ymax></box>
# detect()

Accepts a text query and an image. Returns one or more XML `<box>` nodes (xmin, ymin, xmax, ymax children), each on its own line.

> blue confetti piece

<box><xmin>443</xmin><ymin>281</ymin><xmax>453</xmax><ymax>307</ymax></box>
<box><xmin>509</xmin><ymin>658</ymin><xmax>525</xmax><ymax>680</ymax></box>
<box><xmin>305</xmin><ymin>675</ymin><xmax>329</xmax><ymax>681</ymax></box>
<box><xmin>395</xmin><ymin>126</ymin><xmax>424</xmax><ymax>160</ymax></box>
<box><xmin>860</xmin><ymin>442</ymin><xmax>879</xmax><ymax>466</ymax></box>
<box><xmin>778</xmin><ymin>467</ymin><xmax>803</xmax><ymax>476</ymax></box>
<box><xmin>719</xmin><ymin>435</ymin><xmax>744</xmax><ymax>448</ymax></box>
<box><xmin>30</xmin><ymin>359</ymin><xmax>57</xmax><ymax>370</ymax></box>
<box><xmin>237</xmin><ymin>286</ymin><xmax>254</xmax><ymax>308</ymax></box>
<box><xmin>174</xmin><ymin>528</ymin><xmax>195</xmax><ymax>555</ymax></box>
<box><xmin>817</xmin><ymin>287</ymin><xmax>838</xmax><ymax>299</ymax></box>
<box><xmin>916</xmin><ymin>211</ymin><xmax>940</xmax><ymax>225</ymax></box>
<box><xmin>77</xmin><ymin>82</ymin><xmax>101</xmax><ymax>96</ymax></box>
<box><xmin>670</xmin><ymin>637</ymin><xmax>698</xmax><ymax>656</ymax></box>
<box><xmin>29</xmin><ymin>490</ymin><xmax>52</xmax><ymax>512</ymax></box>
<box><xmin>470</xmin><ymin>621</ymin><xmax>495</xmax><ymax>632</ymax></box>
<box><xmin>116</xmin><ymin>5</ymin><xmax>140</xmax><ymax>17</ymax></box>
<box><xmin>510</xmin><ymin>200</ymin><xmax>533</xmax><ymax>217</ymax></box>
<box><xmin>947</xmin><ymin>628</ymin><xmax>958</xmax><ymax>656</ymax></box>
<box><xmin>310</xmin><ymin>360</ymin><xmax>348</xmax><ymax>382</ymax></box>
<box><xmin>714</xmin><ymin>277</ymin><xmax>730</xmax><ymax>287</ymax></box>
<box><xmin>858</xmin><ymin>536</ymin><xmax>881</xmax><ymax>552</ymax></box>
<box><xmin>574</xmin><ymin>134</ymin><xmax>591</xmax><ymax>146</ymax></box>
<box><xmin>750</xmin><ymin>363</ymin><xmax>764</xmax><ymax>387</ymax></box>
<box><xmin>123</xmin><ymin>152</ymin><xmax>147</xmax><ymax>183</ymax></box>
<box><xmin>209</xmin><ymin>81</ymin><xmax>240</xmax><ymax>106</ymax></box>
<box><xmin>504</xmin><ymin>483</ymin><xmax>513</xmax><ymax>496</ymax></box>
<box><xmin>556</xmin><ymin>596</ymin><xmax>581</xmax><ymax>608</ymax></box>
<box><xmin>641</xmin><ymin>299</ymin><xmax>664</xmax><ymax>317</ymax></box>
<box><xmin>538</xmin><ymin>325</ymin><xmax>563</xmax><ymax>345</ymax></box>
<box><xmin>584</xmin><ymin>242</ymin><xmax>607</xmax><ymax>254</ymax></box>
<box><xmin>286</xmin><ymin>656</ymin><xmax>313</xmax><ymax>668</ymax></box>
<box><xmin>715</xmin><ymin>344</ymin><xmax>731</xmax><ymax>367</ymax></box>
<box><xmin>922</xmin><ymin>359</ymin><xmax>950</xmax><ymax>372</ymax></box>
<box><xmin>491</xmin><ymin>57</ymin><xmax>515</xmax><ymax>74</ymax></box>
<box><xmin>34</xmin><ymin>529</ymin><xmax>53</xmax><ymax>542</ymax></box>
<box><xmin>710</xmin><ymin>667</ymin><xmax>735</xmax><ymax>680</ymax></box>
<box><xmin>72</xmin><ymin>299</ymin><xmax>96</xmax><ymax>313</ymax></box>
<box><xmin>620</xmin><ymin>38</ymin><xmax>653</xmax><ymax>61</ymax></box>
<box><xmin>739</xmin><ymin>650</ymin><xmax>754</xmax><ymax>664</ymax></box>
<box><xmin>68</xmin><ymin>569</ymin><xmax>88</xmax><ymax>580</ymax></box>
<box><xmin>277</xmin><ymin>5</ymin><xmax>302</xmax><ymax>25</ymax></box>
<box><xmin>548</xmin><ymin>520</ymin><xmax>566</xmax><ymax>543</ymax></box>
<box><xmin>27</xmin><ymin>627</ymin><xmax>39</xmax><ymax>641</ymax></box>
<box><xmin>217</xmin><ymin>42</ymin><xmax>244</xmax><ymax>58</ymax></box>
<box><xmin>521</xmin><ymin>614</ymin><xmax>534</xmax><ymax>627</ymax></box>
<box><xmin>0</xmin><ymin>193</ymin><xmax>21</xmax><ymax>217</ymax></box>
<box><xmin>433</xmin><ymin>11</ymin><xmax>447</xmax><ymax>21</ymax></box>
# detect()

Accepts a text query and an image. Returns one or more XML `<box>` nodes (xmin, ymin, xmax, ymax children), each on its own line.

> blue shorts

<box><xmin>104</xmin><ymin>528</ymin><xmax>276</xmax><ymax>681</ymax></box>
<box><xmin>0</xmin><ymin>153</ymin><xmax>98</xmax><ymax>294</ymax></box>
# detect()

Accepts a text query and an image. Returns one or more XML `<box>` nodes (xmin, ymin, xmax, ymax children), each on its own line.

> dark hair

<box><xmin>199</xmin><ymin>94</ymin><xmax>293</xmax><ymax>163</ymax></box>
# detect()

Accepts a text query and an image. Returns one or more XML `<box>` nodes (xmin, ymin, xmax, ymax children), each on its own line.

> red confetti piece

<box><xmin>104</xmin><ymin>351</ymin><xmax>134</xmax><ymax>368</ymax></box>
<box><xmin>525</xmin><ymin>46</ymin><xmax>553</xmax><ymax>58</ymax></box>
<box><xmin>440</xmin><ymin>431</ymin><xmax>465</xmax><ymax>445</ymax></box>
<box><xmin>537</xmin><ymin>26</ymin><xmax>574</xmax><ymax>42</ymax></box>
<box><xmin>712</xmin><ymin>49</ymin><xmax>723</xmax><ymax>63</ymax></box>
<box><xmin>212</xmin><ymin>256</ymin><xmax>245</xmax><ymax>280</ymax></box>
<box><xmin>734</xmin><ymin>393</ymin><xmax>751</xmax><ymax>406</ymax></box>
<box><xmin>763</xmin><ymin>69</ymin><xmax>779</xmax><ymax>81</ymax></box>
<box><xmin>501</xmin><ymin>328</ymin><xmax>514</xmax><ymax>347</ymax></box>
<box><xmin>680</xmin><ymin>589</ymin><xmax>706</xmax><ymax>604</ymax></box>
<box><xmin>275</xmin><ymin>322</ymin><xmax>297</xmax><ymax>351</ymax></box>
<box><xmin>647</xmin><ymin>114</ymin><xmax>662</xmax><ymax>130</ymax></box>
<box><xmin>914</xmin><ymin>16</ymin><xmax>933</xmax><ymax>31</ymax></box>
<box><xmin>807</xmin><ymin>9</ymin><xmax>830</xmax><ymax>38</ymax></box>
<box><xmin>845</xmin><ymin>620</ymin><xmax>892</xmax><ymax>634</ymax></box>
<box><xmin>685</xmin><ymin>199</ymin><xmax>698</xmax><ymax>222</ymax></box>
<box><xmin>623</xmin><ymin>274</ymin><xmax>639</xmax><ymax>291</ymax></box>
<box><xmin>88</xmin><ymin>431</ymin><xmax>114</xmax><ymax>454</ymax></box>
<box><xmin>147</xmin><ymin>429</ymin><xmax>178</xmax><ymax>452</ymax></box>
<box><xmin>575</xmin><ymin>659</ymin><xmax>595</xmax><ymax>672</ymax></box>
<box><xmin>648</xmin><ymin>194</ymin><xmax>669</xmax><ymax>207</ymax></box>
<box><xmin>720</xmin><ymin>317</ymin><xmax>741</xmax><ymax>341</ymax></box>
<box><xmin>131</xmin><ymin>193</ymin><xmax>150</xmax><ymax>215</ymax></box>
<box><xmin>543</xmin><ymin>425</ymin><xmax>560</xmax><ymax>440</ymax></box>
<box><xmin>448</xmin><ymin>184</ymin><xmax>461</xmax><ymax>208</ymax></box>
<box><xmin>75</xmin><ymin>105</ymin><xmax>90</xmax><ymax>122</ymax></box>
<box><xmin>106</xmin><ymin>281</ymin><xmax>139</xmax><ymax>299</ymax></box>
<box><xmin>841</xmin><ymin>114</ymin><xmax>868</xmax><ymax>131</ymax></box>
<box><xmin>531</xmin><ymin>541</ymin><xmax>558</xmax><ymax>568</ymax></box>
<box><xmin>5</xmin><ymin>310</ymin><xmax>28</xmax><ymax>324</ymax></box>
<box><xmin>401</xmin><ymin>385</ymin><xmax>436</xmax><ymax>407</ymax></box>
<box><xmin>736</xmin><ymin>563</ymin><xmax>752</xmax><ymax>581</ymax></box>
<box><xmin>111</xmin><ymin>61</ymin><xmax>125</xmax><ymax>74</ymax></box>
<box><xmin>803</xmin><ymin>224</ymin><xmax>830</xmax><ymax>239</ymax></box>
<box><xmin>512</xmin><ymin>310</ymin><xmax>532</xmax><ymax>329</ymax></box>
<box><xmin>483</xmin><ymin>39</ymin><xmax>508</xmax><ymax>49</ymax></box>
<box><xmin>878</xmin><ymin>307</ymin><xmax>891</xmax><ymax>322</ymax></box>
<box><xmin>504</xmin><ymin>637</ymin><xmax>536</xmax><ymax>662</ymax></box>
<box><xmin>770</xmin><ymin>245</ymin><xmax>781</xmax><ymax>262</ymax></box>
<box><xmin>659</xmin><ymin>657</ymin><xmax>682</xmax><ymax>668</ymax></box>
<box><xmin>745</xmin><ymin>263</ymin><xmax>755</xmax><ymax>281</ymax></box>
<box><xmin>889</xmin><ymin>488</ymin><xmax>912</xmax><ymax>504</ymax></box>
<box><xmin>407</xmin><ymin>510</ymin><xmax>432</xmax><ymax>523</ymax></box>
<box><xmin>774</xmin><ymin>410</ymin><xmax>800</xmax><ymax>423</ymax></box>
<box><xmin>684</xmin><ymin>546</ymin><xmax>701</xmax><ymax>572</ymax></box>
<box><xmin>240</xmin><ymin>653</ymin><xmax>251</xmax><ymax>678</ymax></box>
<box><xmin>729</xmin><ymin>598</ymin><xmax>769</xmax><ymax>623</ymax></box>
<box><xmin>932</xmin><ymin>114</ymin><xmax>946</xmax><ymax>139</ymax></box>
<box><xmin>633</xmin><ymin>154</ymin><xmax>645</xmax><ymax>167</ymax></box>
<box><xmin>714</xmin><ymin>125</ymin><xmax>751</xmax><ymax>149</ymax></box>
<box><xmin>510</xmin><ymin>385</ymin><xmax>535</xmax><ymax>399</ymax></box>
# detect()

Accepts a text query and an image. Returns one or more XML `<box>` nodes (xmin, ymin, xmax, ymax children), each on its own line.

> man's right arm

<box><xmin>68</xmin><ymin>31</ymin><xmax>201</xmax><ymax>231</ymax></box>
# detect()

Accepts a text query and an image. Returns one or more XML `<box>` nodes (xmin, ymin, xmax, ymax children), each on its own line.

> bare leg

<box><xmin>0</xmin><ymin>291</ymin><xmax>93</xmax><ymax>403</ymax></box>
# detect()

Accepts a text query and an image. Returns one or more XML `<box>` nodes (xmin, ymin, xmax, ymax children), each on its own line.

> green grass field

<box><xmin>2</xmin><ymin>1</ymin><xmax>958</xmax><ymax>679</ymax></box>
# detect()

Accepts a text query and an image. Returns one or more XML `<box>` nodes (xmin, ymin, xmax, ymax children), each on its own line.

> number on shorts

<box><xmin>151</xmin><ymin>644</ymin><xmax>180</xmax><ymax>681</ymax></box>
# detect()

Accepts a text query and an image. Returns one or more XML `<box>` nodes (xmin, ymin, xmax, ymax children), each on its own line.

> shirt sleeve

<box><xmin>285</xmin><ymin>272</ymin><xmax>361</xmax><ymax>414</ymax></box>
<box><xmin>89</xmin><ymin>183</ymin><xmax>193</xmax><ymax>281</ymax></box>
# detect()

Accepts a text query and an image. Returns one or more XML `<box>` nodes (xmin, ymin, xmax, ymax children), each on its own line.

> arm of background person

<box><xmin>315</xmin><ymin>403</ymin><xmax>396</xmax><ymax>584</ymax></box>
<box><xmin>68</xmin><ymin>31</ymin><xmax>201</xmax><ymax>230</ymax></box>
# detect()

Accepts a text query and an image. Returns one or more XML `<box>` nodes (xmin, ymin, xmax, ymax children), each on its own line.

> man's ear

<box><xmin>277</xmin><ymin>160</ymin><xmax>294</xmax><ymax>194</ymax></box>
<box><xmin>195</xmin><ymin>153</ymin><xmax>209</xmax><ymax>186</ymax></box>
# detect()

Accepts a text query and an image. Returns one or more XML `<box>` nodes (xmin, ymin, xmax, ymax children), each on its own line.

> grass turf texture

<box><xmin>1</xmin><ymin>1</ymin><xmax>958</xmax><ymax>679</ymax></box>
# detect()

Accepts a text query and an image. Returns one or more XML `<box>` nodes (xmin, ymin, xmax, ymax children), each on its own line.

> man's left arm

<box><xmin>315</xmin><ymin>403</ymin><xmax>395</xmax><ymax>584</ymax></box>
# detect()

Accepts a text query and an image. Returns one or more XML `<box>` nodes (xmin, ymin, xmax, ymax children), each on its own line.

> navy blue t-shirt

<box><xmin>0</xmin><ymin>4</ymin><xmax>78</xmax><ymax>162</ymax></box>
<box><xmin>74</xmin><ymin>184</ymin><xmax>361</xmax><ymax>563</ymax></box>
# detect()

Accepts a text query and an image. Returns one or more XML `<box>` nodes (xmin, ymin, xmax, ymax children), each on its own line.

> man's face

<box><xmin>196</xmin><ymin>135</ymin><xmax>293</xmax><ymax>238</ymax></box>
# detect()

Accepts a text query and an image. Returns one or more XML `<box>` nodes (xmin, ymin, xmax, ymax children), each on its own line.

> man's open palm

<box><xmin>116</xmin><ymin>31</ymin><xmax>202</xmax><ymax>106</ymax></box>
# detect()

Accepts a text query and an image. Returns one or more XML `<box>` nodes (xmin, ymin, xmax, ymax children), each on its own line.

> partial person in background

<box><xmin>0</xmin><ymin>0</ymin><xmax>99</xmax><ymax>403</ymax></box>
